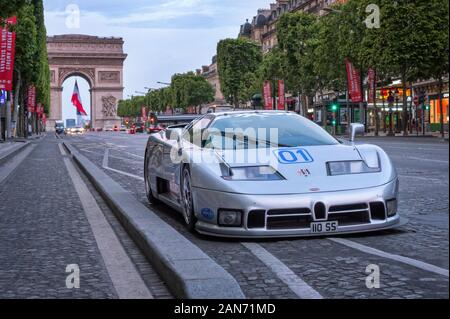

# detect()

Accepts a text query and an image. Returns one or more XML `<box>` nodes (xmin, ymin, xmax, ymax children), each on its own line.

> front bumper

<box><xmin>193</xmin><ymin>179</ymin><xmax>400</xmax><ymax>238</ymax></box>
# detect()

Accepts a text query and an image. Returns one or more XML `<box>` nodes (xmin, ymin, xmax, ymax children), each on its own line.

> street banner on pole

<box><xmin>278</xmin><ymin>80</ymin><xmax>285</xmax><ymax>110</ymax></box>
<box><xmin>345</xmin><ymin>59</ymin><xmax>362</xmax><ymax>103</ymax></box>
<box><xmin>263</xmin><ymin>80</ymin><xmax>273</xmax><ymax>110</ymax></box>
<box><xmin>27</xmin><ymin>85</ymin><xmax>36</xmax><ymax>112</ymax></box>
<box><xmin>141</xmin><ymin>106</ymin><xmax>147</xmax><ymax>121</ymax></box>
<box><xmin>0</xmin><ymin>16</ymin><xmax>17</xmax><ymax>91</ymax></box>
<box><xmin>368</xmin><ymin>68</ymin><xmax>376</xmax><ymax>103</ymax></box>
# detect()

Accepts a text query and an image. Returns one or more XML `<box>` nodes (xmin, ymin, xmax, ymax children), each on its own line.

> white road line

<box><xmin>102</xmin><ymin>148</ymin><xmax>109</xmax><ymax>168</ymax></box>
<box><xmin>406</xmin><ymin>156</ymin><xmax>448</xmax><ymax>164</ymax></box>
<box><xmin>61</xmin><ymin>144</ymin><xmax>153</xmax><ymax>299</ymax></box>
<box><xmin>398</xmin><ymin>175</ymin><xmax>446</xmax><ymax>183</ymax></box>
<box><xmin>329</xmin><ymin>238</ymin><xmax>449</xmax><ymax>278</ymax></box>
<box><xmin>103</xmin><ymin>166</ymin><xmax>145</xmax><ymax>181</ymax></box>
<box><xmin>242</xmin><ymin>242</ymin><xmax>323</xmax><ymax>299</ymax></box>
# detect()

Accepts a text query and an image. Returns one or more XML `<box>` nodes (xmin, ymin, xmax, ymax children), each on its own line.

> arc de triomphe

<box><xmin>47</xmin><ymin>34</ymin><xmax>127</xmax><ymax>130</ymax></box>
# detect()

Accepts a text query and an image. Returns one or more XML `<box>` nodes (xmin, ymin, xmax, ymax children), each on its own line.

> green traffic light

<box><xmin>332</xmin><ymin>119</ymin><xmax>337</xmax><ymax>126</ymax></box>
<box><xmin>331</xmin><ymin>104</ymin><xmax>338</xmax><ymax>112</ymax></box>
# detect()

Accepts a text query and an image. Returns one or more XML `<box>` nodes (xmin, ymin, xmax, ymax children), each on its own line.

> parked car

<box><xmin>144</xmin><ymin>111</ymin><xmax>400</xmax><ymax>237</ymax></box>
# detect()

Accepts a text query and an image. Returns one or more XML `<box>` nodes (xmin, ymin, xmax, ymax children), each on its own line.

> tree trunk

<box><xmin>402</xmin><ymin>75</ymin><xmax>408</xmax><ymax>136</ymax></box>
<box><xmin>12</xmin><ymin>71</ymin><xmax>21</xmax><ymax>138</ymax></box>
<box><xmin>438</xmin><ymin>77</ymin><xmax>444</xmax><ymax>138</ymax></box>
<box><xmin>6</xmin><ymin>92</ymin><xmax>11</xmax><ymax>139</ymax></box>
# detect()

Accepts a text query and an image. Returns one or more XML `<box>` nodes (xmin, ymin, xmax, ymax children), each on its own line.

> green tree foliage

<box><xmin>217</xmin><ymin>38</ymin><xmax>262</xmax><ymax>107</ymax></box>
<box><xmin>0</xmin><ymin>1</ymin><xmax>26</xmax><ymax>20</ymax></box>
<box><xmin>33</xmin><ymin>0</ymin><xmax>50</xmax><ymax>113</ymax></box>
<box><xmin>277</xmin><ymin>11</ymin><xmax>319</xmax><ymax>109</ymax></box>
<box><xmin>170</xmin><ymin>72</ymin><xmax>214</xmax><ymax>113</ymax></box>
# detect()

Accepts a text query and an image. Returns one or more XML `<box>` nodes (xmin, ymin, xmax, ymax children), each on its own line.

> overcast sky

<box><xmin>43</xmin><ymin>0</ymin><xmax>269</xmax><ymax>122</ymax></box>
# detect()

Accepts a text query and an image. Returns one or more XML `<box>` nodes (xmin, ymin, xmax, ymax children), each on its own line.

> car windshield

<box><xmin>203</xmin><ymin>112</ymin><xmax>338</xmax><ymax>150</ymax></box>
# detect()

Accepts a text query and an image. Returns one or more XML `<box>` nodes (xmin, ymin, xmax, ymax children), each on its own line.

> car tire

<box><xmin>144</xmin><ymin>155</ymin><xmax>160</xmax><ymax>205</ymax></box>
<box><xmin>181</xmin><ymin>166</ymin><xmax>197</xmax><ymax>232</ymax></box>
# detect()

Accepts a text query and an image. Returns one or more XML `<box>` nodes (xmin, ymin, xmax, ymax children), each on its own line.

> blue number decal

<box><xmin>275</xmin><ymin>148</ymin><xmax>314</xmax><ymax>164</ymax></box>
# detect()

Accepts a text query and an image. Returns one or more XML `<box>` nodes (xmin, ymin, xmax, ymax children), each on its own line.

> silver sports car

<box><xmin>144</xmin><ymin>111</ymin><xmax>400</xmax><ymax>238</ymax></box>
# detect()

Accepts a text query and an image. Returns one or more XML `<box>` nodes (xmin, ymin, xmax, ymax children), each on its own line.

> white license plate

<box><xmin>310</xmin><ymin>221</ymin><xmax>338</xmax><ymax>234</ymax></box>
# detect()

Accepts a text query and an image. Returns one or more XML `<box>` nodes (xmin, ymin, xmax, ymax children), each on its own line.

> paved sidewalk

<box><xmin>0</xmin><ymin>136</ymin><xmax>117</xmax><ymax>298</ymax></box>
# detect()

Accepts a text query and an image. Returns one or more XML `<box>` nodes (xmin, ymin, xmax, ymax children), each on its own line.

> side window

<box><xmin>183</xmin><ymin>116</ymin><xmax>213</xmax><ymax>146</ymax></box>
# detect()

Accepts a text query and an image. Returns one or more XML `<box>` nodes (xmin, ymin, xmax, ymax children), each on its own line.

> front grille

<box><xmin>266</xmin><ymin>215</ymin><xmax>313</xmax><ymax>230</ymax></box>
<box><xmin>267</xmin><ymin>208</ymin><xmax>311</xmax><ymax>216</ymax></box>
<box><xmin>329</xmin><ymin>203</ymin><xmax>368</xmax><ymax>212</ymax></box>
<box><xmin>328</xmin><ymin>202</ymin><xmax>370</xmax><ymax>226</ymax></box>
<box><xmin>248</xmin><ymin>210</ymin><xmax>266</xmax><ymax>229</ymax></box>
<box><xmin>329</xmin><ymin>211</ymin><xmax>371</xmax><ymax>225</ymax></box>
<box><xmin>314</xmin><ymin>202</ymin><xmax>326</xmax><ymax>220</ymax></box>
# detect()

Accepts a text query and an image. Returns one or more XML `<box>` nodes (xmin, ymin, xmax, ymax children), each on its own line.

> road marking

<box><xmin>103</xmin><ymin>166</ymin><xmax>145</xmax><ymax>181</ymax></box>
<box><xmin>62</xmin><ymin>148</ymin><xmax>153</xmax><ymax>299</ymax></box>
<box><xmin>102</xmin><ymin>148</ymin><xmax>109</xmax><ymax>168</ymax></box>
<box><xmin>329</xmin><ymin>238</ymin><xmax>449</xmax><ymax>278</ymax></box>
<box><xmin>398</xmin><ymin>175</ymin><xmax>446</xmax><ymax>183</ymax></box>
<box><xmin>242</xmin><ymin>242</ymin><xmax>323</xmax><ymax>299</ymax></box>
<box><xmin>406</xmin><ymin>156</ymin><xmax>448</xmax><ymax>164</ymax></box>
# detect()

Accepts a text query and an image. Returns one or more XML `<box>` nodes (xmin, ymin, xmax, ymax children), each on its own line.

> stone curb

<box><xmin>0</xmin><ymin>142</ymin><xmax>31</xmax><ymax>165</ymax></box>
<box><xmin>63</xmin><ymin>141</ymin><xmax>245</xmax><ymax>299</ymax></box>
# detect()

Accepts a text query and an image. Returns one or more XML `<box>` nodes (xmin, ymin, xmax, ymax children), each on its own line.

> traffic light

<box><xmin>332</xmin><ymin>119</ymin><xmax>337</xmax><ymax>126</ymax></box>
<box><xmin>331</xmin><ymin>104</ymin><xmax>338</xmax><ymax>112</ymax></box>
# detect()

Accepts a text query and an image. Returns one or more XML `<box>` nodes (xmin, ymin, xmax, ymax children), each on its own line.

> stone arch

<box><xmin>47</xmin><ymin>34</ymin><xmax>127</xmax><ymax>130</ymax></box>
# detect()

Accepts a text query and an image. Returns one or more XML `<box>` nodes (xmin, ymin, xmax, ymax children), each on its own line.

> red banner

<box><xmin>345</xmin><ymin>59</ymin><xmax>362</xmax><ymax>103</ymax></box>
<box><xmin>0</xmin><ymin>17</ymin><xmax>17</xmax><ymax>91</ymax></box>
<box><xmin>27</xmin><ymin>85</ymin><xmax>36</xmax><ymax>112</ymax></box>
<box><xmin>368</xmin><ymin>68</ymin><xmax>376</xmax><ymax>103</ymax></box>
<box><xmin>141</xmin><ymin>106</ymin><xmax>147</xmax><ymax>120</ymax></box>
<box><xmin>278</xmin><ymin>80</ymin><xmax>285</xmax><ymax>110</ymax></box>
<box><xmin>263</xmin><ymin>81</ymin><xmax>273</xmax><ymax>110</ymax></box>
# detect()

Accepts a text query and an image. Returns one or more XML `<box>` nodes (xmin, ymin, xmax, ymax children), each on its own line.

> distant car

<box><xmin>135</xmin><ymin>123</ymin><xmax>145</xmax><ymax>133</ymax></box>
<box><xmin>68</xmin><ymin>127</ymin><xmax>85</xmax><ymax>135</ymax></box>
<box><xmin>147</xmin><ymin>124</ymin><xmax>164</xmax><ymax>134</ymax></box>
<box><xmin>55</xmin><ymin>124</ymin><xmax>65</xmax><ymax>135</ymax></box>
<box><xmin>114</xmin><ymin>125</ymin><xmax>120</xmax><ymax>132</ymax></box>
<box><xmin>144</xmin><ymin>111</ymin><xmax>400</xmax><ymax>237</ymax></box>
<box><xmin>206</xmin><ymin>105</ymin><xmax>233</xmax><ymax>114</ymax></box>
<box><xmin>104</xmin><ymin>126</ymin><xmax>114</xmax><ymax>132</ymax></box>
<box><xmin>120</xmin><ymin>125</ymin><xmax>127</xmax><ymax>132</ymax></box>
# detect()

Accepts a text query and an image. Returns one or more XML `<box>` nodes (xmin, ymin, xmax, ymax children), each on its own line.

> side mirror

<box><xmin>349</xmin><ymin>123</ymin><xmax>365</xmax><ymax>142</ymax></box>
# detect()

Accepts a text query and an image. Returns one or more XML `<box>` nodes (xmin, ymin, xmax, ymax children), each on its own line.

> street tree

<box><xmin>13</xmin><ymin>3</ymin><xmax>38</xmax><ymax>137</ymax></box>
<box><xmin>277</xmin><ymin>12</ymin><xmax>318</xmax><ymax>114</ymax></box>
<box><xmin>0</xmin><ymin>1</ymin><xmax>26</xmax><ymax>19</ymax></box>
<box><xmin>217</xmin><ymin>38</ymin><xmax>262</xmax><ymax>107</ymax></box>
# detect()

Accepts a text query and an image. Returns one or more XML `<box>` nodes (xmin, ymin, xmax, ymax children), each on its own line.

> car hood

<box><xmin>207</xmin><ymin>144</ymin><xmax>395</xmax><ymax>195</ymax></box>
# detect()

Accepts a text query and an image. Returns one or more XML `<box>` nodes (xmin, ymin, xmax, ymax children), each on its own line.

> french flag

<box><xmin>71</xmin><ymin>80</ymin><xmax>88</xmax><ymax>116</ymax></box>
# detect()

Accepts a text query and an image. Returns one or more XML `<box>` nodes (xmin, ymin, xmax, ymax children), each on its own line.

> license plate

<box><xmin>310</xmin><ymin>221</ymin><xmax>338</xmax><ymax>234</ymax></box>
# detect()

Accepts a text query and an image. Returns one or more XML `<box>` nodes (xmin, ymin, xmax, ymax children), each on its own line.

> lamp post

<box><xmin>157</xmin><ymin>81</ymin><xmax>171</xmax><ymax>86</ymax></box>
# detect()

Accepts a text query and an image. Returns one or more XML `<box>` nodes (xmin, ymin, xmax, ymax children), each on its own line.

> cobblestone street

<box><xmin>59</xmin><ymin>132</ymin><xmax>449</xmax><ymax>299</ymax></box>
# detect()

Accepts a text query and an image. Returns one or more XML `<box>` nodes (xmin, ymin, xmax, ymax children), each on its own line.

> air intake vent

<box><xmin>314</xmin><ymin>202</ymin><xmax>327</xmax><ymax>220</ymax></box>
<box><xmin>248</xmin><ymin>210</ymin><xmax>266</xmax><ymax>229</ymax></box>
<box><xmin>370</xmin><ymin>202</ymin><xmax>386</xmax><ymax>220</ymax></box>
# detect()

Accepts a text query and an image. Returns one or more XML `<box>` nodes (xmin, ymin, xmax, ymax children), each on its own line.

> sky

<box><xmin>43</xmin><ymin>0</ymin><xmax>269</xmax><ymax>122</ymax></box>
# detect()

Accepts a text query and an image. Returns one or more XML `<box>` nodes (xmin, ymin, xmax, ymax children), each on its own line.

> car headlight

<box><xmin>218</xmin><ymin>210</ymin><xmax>242</xmax><ymax>227</ymax></box>
<box><xmin>327</xmin><ymin>160</ymin><xmax>380</xmax><ymax>176</ymax></box>
<box><xmin>386</xmin><ymin>199</ymin><xmax>398</xmax><ymax>217</ymax></box>
<box><xmin>221</xmin><ymin>165</ymin><xmax>285</xmax><ymax>181</ymax></box>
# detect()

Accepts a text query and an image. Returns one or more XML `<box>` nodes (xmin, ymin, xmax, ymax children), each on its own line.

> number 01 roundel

<box><xmin>274</xmin><ymin>148</ymin><xmax>314</xmax><ymax>164</ymax></box>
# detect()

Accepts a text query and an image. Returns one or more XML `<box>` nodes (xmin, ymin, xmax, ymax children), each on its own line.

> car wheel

<box><xmin>144</xmin><ymin>155</ymin><xmax>160</xmax><ymax>205</ymax></box>
<box><xmin>181</xmin><ymin>166</ymin><xmax>197</xmax><ymax>232</ymax></box>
